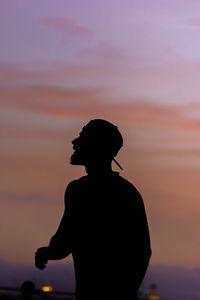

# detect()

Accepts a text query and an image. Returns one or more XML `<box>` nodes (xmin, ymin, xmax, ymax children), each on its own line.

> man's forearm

<box><xmin>134</xmin><ymin>248</ymin><xmax>152</xmax><ymax>290</ymax></box>
<box><xmin>47</xmin><ymin>246</ymin><xmax>71</xmax><ymax>260</ymax></box>
<box><xmin>47</xmin><ymin>234</ymin><xmax>72</xmax><ymax>260</ymax></box>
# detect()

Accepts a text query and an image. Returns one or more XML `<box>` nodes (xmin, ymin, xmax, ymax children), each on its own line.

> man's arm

<box><xmin>129</xmin><ymin>186</ymin><xmax>152</xmax><ymax>291</ymax></box>
<box><xmin>35</xmin><ymin>182</ymin><xmax>74</xmax><ymax>269</ymax></box>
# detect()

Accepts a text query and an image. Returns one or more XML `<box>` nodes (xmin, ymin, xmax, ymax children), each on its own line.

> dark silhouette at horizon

<box><xmin>20</xmin><ymin>281</ymin><xmax>35</xmax><ymax>300</ymax></box>
<box><xmin>35</xmin><ymin>119</ymin><xmax>151</xmax><ymax>300</ymax></box>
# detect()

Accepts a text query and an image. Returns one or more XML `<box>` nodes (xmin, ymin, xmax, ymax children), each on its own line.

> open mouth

<box><xmin>73</xmin><ymin>146</ymin><xmax>78</xmax><ymax>152</ymax></box>
<box><xmin>73</xmin><ymin>150</ymin><xmax>79</xmax><ymax>155</ymax></box>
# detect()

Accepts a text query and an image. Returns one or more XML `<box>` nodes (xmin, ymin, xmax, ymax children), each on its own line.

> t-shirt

<box><xmin>49</xmin><ymin>171</ymin><xmax>151</xmax><ymax>300</ymax></box>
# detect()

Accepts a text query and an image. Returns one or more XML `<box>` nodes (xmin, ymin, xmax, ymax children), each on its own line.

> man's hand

<box><xmin>35</xmin><ymin>247</ymin><xmax>49</xmax><ymax>270</ymax></box>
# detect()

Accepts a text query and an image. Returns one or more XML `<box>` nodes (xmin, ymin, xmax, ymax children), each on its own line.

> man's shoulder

<box><xmin>66</xmin><ymin>175</ymin><xmax>88</xmax><ymax>189</ymax></box>
<box><xmin>117</xmin><ymin>175</ymin><xmax>143</xmax><ymax>198</ymax></box>
<box><xmin>117</xmin><ymin>174</ymin><xmax>137</xmax><ymax>189</ymax></box>
<box><xmin>68</xmin><ymin>174</ymin><xmax>139</xmax><ymax>189</ymax></box>
<box><xmin>66</xmin><ymin>174</ymin><xmax>142</xmax><ymax>196</ymax></box>
<box><xmin>64</xmin><ymin>177</ymin><xmax>87</xmax><ymax>200</ymax></box>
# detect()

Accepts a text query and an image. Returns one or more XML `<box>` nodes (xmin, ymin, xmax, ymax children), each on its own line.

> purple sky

<box><xmin>1</xmin><ymin>0</ymin><xmax>200</xmax><ymax>298</ymax></box>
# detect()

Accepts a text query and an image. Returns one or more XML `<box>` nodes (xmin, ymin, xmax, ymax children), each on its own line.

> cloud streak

<box><xmin>79</xmin><ymin>42</ymin><xmax>125</xmax><ymax>61</ymax></box>
<box><xmin>188</xmin><ymin>17</ymin><xmax>200</xmax><ymax>27</ymax></box>
<box><xmin>1</xmin><ymin>84</ymin><xmax>200</xmax><ymax>131</ymax></box>
<box><xmin>38</xmin><ymin>16</ymin><xmax>92</xmax><ymax>38</ymax></box>
<box><xmin>0</xmin><ymin>61</ymin><xmax>128</xmax><ymax>83</ymax></box>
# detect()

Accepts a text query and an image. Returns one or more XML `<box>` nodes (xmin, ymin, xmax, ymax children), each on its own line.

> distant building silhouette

<box><xmin>20</xmin><ymin>281</ymin><xmax>35</xmax><ymax>300</ymax></box>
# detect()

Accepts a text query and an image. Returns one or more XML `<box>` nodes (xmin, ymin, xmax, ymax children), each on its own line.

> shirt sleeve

<box><xmin>132</xmin><ymin>187</ymin><xmax>152</xmax><ymax>290</ymax></box>
<box><xmin>47</xmin><ymin>182</ymin><xmax>74</xmax><ymax>260</ymax></box>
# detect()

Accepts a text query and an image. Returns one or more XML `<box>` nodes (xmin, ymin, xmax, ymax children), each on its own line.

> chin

<box><xmin>70</xmin><ymin>153</ymin><xmax>85</xmax><ymax>165</ymax></box>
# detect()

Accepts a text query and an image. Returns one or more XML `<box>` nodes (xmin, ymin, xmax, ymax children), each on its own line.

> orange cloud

<box><xmin>1</xmin><ymin>84</ymin><xmax>200</xmax><ymax>131</ymax></box>
<box><xmin>0</xmin><ymin>62</ymin><xmax>127</xmax><ymax>84</ymax></box>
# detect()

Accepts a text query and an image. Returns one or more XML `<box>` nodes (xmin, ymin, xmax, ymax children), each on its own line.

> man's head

<box><xmin>70</xmin><ymin>119</ymin><xmax>123</xmax><ymax>167</ymax></box>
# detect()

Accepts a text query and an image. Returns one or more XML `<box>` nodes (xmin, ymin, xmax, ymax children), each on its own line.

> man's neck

<box><xmin>85</xmin><ymin>160</ymin><xmax>112</xmax><ymax>176</ymax></box>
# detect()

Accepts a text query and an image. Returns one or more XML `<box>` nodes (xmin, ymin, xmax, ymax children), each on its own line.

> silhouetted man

<box><xmin>35</xmin><ymin>119</ymin><xmax>151</xmax><ymax>300</ymax></box>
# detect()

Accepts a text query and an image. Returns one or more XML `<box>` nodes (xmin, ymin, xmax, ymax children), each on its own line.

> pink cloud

<box><xmin>0</xmin><ymin>62</ymin><xmax>127</xmax><ymax>84</ymax></box>
<box><xmin>0</xmin><ymin>64</ymin><xmax>56</xmax><ymax>82</ymax></box>
<box><xmin>79</xmin><ymin>42</ymin><xmax>125</xmax><ymax>61</ymax></box>
<box><xmin>1</xmin><ymin>84</ymin><xmax>200</xmax><ymax>131</ymax></box>
<box><xmin>188</xmin><ymin>17</ymin><xmax>200</xmax><ymax>27</ymax></box>
<box><xmin>38</xmin><ymin>16</ymin><xmax>92</xmax><ymax>38</ymax></box>
<box><xmin>3</xmin><ymin>54</ymin><xmax>200</xmax><ymax>99</ymax></box>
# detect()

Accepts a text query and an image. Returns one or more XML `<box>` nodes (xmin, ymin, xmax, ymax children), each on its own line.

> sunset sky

<box><xmin>1</xmin><ymin>0</ymin><xmax>200</xmax><ymax>298</ymax></box>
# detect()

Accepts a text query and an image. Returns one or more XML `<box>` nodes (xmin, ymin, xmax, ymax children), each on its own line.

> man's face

<box><xmin>70</xmin><ymin>130</ymin><xmax>91</xmax><ymax>165</ymax></box>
